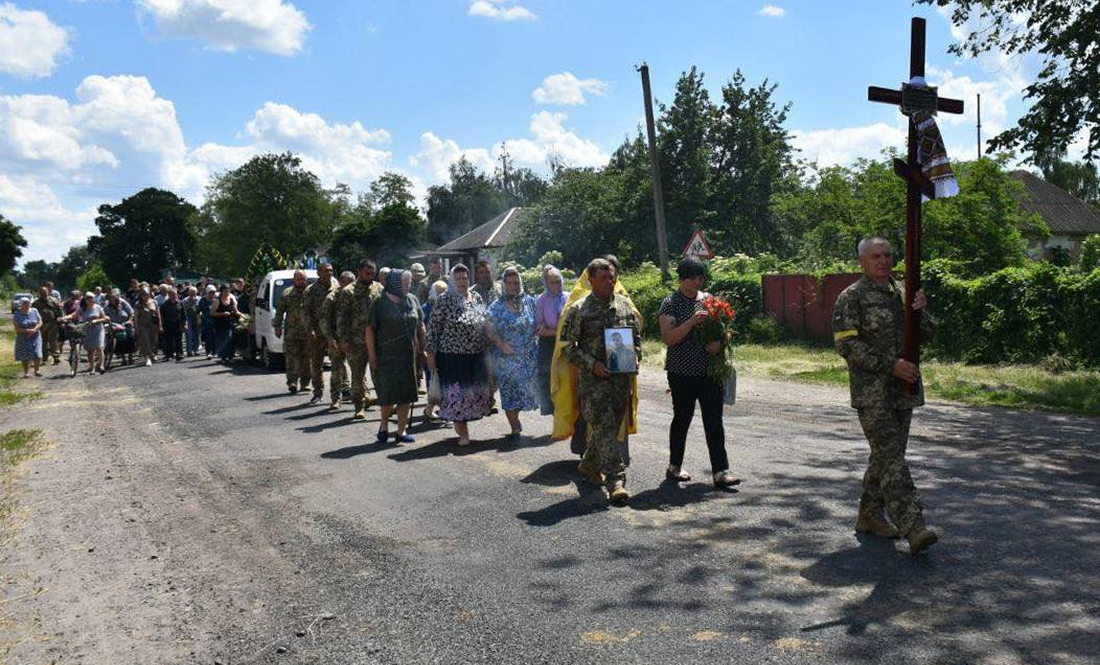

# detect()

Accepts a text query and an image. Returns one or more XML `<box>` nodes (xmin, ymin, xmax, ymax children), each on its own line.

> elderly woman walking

<box><xmin>486</xmin><ymin>266</ymin><xmax>539</xmax><ymax>438</ymax></box>
<box><xmin>134</xmin><ymin>289</ymin><xmax>162</xmax><ymax>366</ymax></box>
<box><xmin>59</xmin><ymin>293</ymin><xmax>109</xmax><ymax>374</ymax></box>
<box><xmin>13</xmin><ymin>298</ymin><xmax>43</xmax><ymax>377</ymax></box>
<box><xmin>367</xmin><ymin>269</ymin><xmax>426</xmax><ymax>444</ymax></box>
<box><xmin>425</xmin><ymin>264</ymin><xmax>492</xmax><ymax>447</ymax></box>
<box><xmin>535</xmin><ymin>265</ymin><xmax>567</xmax><ymax>415</ymax></box>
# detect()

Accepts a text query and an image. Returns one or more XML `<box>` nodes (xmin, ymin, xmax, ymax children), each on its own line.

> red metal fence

<box><xmin>762</xmin><ymin>273</ymin><xmax>862</xmax><ymax>342</ymax></box>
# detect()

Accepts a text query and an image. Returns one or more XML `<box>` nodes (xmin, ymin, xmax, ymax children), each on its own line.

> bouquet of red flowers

<box><xmin>695</xmin><ymin>295</ymin><xmax>736</xmax><ymax>385</ymax></box>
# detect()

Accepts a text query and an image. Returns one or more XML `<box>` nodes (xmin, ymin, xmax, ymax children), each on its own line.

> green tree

<box><xmin>708</xmin><ymin>70</ymin><xmax>797</xmax><ymax>255</ymax></box>
<box><xmin>195</xmin><ymin>152</ymin><xmax>338</xmax><ymax>275</ymax></box>
<box><xmin>17</xmin><ymin>259</ymin><xmax>56</xmax><ymax>289</ymax></box>
<box><xmin>425</xmin><ymin>157</ymin><xmax>507</xmax><ymax>245</ymax></box>
<box><xmin>1078</xmin><ymin>234</ymin><xmax>1100</xmax><ymax>272</ymax></box>
<box><xmin>367</xmin><ymin>172</ymin><xmax>417</xmax><ymax>210</ymax></box>
<box><xmin>1034</xmin><ymin>150</ymin><xmax>1100</xmax><ymax>205</ymax></box>
<box><xmin>76</xmin><ymin>262</ymin><xmax>112</xmax><ymax>292</ymax></box>
<box><xmin>918</xmin><ymin>0</ymin><xmax>1099</xmax><ymax>160</ymax></box>
<box><xmin>493</xmin><ymin>150</ymin><xmax>549</xmax><ymax>208</ymax></box>
<box><xmin>90</xmin><ymin>188</ymin><xmax>198</xmax><ymax>285</ymax></box>
<box><xmin>328</xmin><ymin>173</ymin><xmax>426</xmax><ymax>270</ymax></box>
<box><xmin>55</xmin><ymin>244</ymin><xmax>94</xmax><ymax>291</ymax></box>
<box><xmin>0</xmin><ymin>214</ymin><xmax>27</xmax><ymax>275</ymax></box>
<box><xmin>658</xmin><ymin>66</ymin><xmax>718</xmax><ymax>254</ymax></box>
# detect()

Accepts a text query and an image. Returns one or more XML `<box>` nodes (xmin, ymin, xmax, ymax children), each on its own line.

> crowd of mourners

<box><xmin>9</xmin><ymin>237</ymin><xmax>940</xmax><ymax>553</ymax></box>
<box><xmin>11</xmin><ymin>254</ymin><xmax>742</xmax><ymax>506</ymax></box>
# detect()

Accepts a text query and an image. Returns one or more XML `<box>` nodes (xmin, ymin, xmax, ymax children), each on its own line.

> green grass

<box><xmin>643</xmin><ymin>340</ymin><xmax>1100</xmax><ymax>416</ymax></box>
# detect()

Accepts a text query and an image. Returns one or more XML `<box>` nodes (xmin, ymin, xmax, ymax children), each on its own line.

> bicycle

<box><xmin>104</xmin><ymin>323</ymin><xmax>134</xmax><ymax>370</ymax></box>
<box><xmin>64</xmin><ymin>322</ymin><xmax>87</xmax><ymax>378</ymax></box>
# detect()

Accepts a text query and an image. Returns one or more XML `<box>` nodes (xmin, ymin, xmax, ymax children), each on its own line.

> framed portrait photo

<box><xmin>604</xmin><ymin>327</ymin><xmax>637</xmax><ymax>374</ymax></box>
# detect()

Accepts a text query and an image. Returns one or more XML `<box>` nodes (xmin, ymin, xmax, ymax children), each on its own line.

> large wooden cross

<box><xmin>868</xmin><ymin>16</ymin><xmax>963</xmax><ymax>378</ymax></box>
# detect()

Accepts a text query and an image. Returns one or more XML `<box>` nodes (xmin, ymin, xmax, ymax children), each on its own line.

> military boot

<box><xmin>855</xmin><ymin>513</ymin><xmax>900</xmax><ymax>539</ymax></box>
<box><xmin>577</xmin><ymin>461</ymin><xmax>603</xmax><ymax>485</ymax></box>
<box><xmin>906</xmin><ymin>528</ymin><xmax>939</xmax><ymax>555</ymax></box>
<box><xmin>353</xmin><ymin>407</ymin><xmax>367</xmax><ymax>420</ymax></box>
<box><xmin>607</xmin><ymin>480</ymin><xmax>630</xmax><ymax>505</ymax></box>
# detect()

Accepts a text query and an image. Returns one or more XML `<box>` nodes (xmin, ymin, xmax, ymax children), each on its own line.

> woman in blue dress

<box><xmin>13</xmin><ymin>298</ymin><xmax>43</xmax><ymax>377</ymax></box>
<box><xmin>486</xmin><ymin>266</ymin><xmax>538</xmax><ymax>439</ymax></box>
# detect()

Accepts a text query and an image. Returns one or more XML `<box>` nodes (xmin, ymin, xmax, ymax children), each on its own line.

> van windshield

<box><xmin>271</xmin><ymin>277</ymin><xmax>318</xmax><ymax>308</ymax></box>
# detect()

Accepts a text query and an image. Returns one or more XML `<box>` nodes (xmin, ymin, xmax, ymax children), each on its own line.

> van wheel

<box><xmin>261</xmin><ymin>339</ymin><xmax>273</xmax><ymax>369</ymax></box>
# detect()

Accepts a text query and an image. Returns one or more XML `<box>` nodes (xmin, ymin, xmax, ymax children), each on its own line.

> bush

<box><xmin>1079</xmin><ymin>235</ymin><xmax>1100</xmax><ymax>272</ymax></box>
<box><xmin>742</xmin><ymin>316</ymin><xmax>785</xmax><ymax>344</ymax></box>
<box><xmin>76</xmin><ymin>262</ymin><xmax>113</xmax><ymax>294</ymax></box>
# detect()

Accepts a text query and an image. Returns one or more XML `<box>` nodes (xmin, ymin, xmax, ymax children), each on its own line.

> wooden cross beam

<box><xmin>866</xmin><ymin>16</ymin><xmax>963</xmax><ymax>388</ymax></box>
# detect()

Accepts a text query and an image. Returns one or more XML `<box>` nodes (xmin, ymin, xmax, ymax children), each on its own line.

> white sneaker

<box><xmin>145</xmin><ymin>359</ymin><xmax>152</xmax><ymax>367</ymax></box>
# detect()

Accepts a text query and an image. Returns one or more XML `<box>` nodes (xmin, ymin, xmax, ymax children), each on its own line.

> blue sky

<box><xmin>1</xmin><ymin>1</ymin><xmax>1041</xmax><ymax>263</ymax></box>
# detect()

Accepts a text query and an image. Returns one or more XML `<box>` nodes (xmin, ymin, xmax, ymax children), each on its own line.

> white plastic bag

<box><xmin>427</xmin><ymin>372</ymin><xmax>442</xmax><ymax>406</ymax></box>
<box><xmin>723</xmin><ymin>368</ymin><xmax>737</xmax><ymax>405</ymax></box>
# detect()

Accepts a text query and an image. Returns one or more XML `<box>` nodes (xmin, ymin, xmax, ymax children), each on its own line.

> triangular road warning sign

<box><xmin>682</xmin><ymin>229</ymin><xmax>714</xmax><ymax>260</ymax></box>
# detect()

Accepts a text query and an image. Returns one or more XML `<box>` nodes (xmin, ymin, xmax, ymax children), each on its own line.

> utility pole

<box><xmin>976</xmin><ymin>93</ymin><xmax>983</xmax><ymax>160</ymax></box>
<box><xmin>636</xmin><ymin>62</ymin><xmax>670</xmax><ymax>280</ymax></box>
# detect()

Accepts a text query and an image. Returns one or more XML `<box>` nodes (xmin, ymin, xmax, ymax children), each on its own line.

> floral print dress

<box><xmin>488</xmin><ymin>296</ymin><xmax>538</xmax><ymax>412</ymax></box>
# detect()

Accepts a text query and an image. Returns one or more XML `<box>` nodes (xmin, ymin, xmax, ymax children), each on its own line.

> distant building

<box><xmin>414</xmin><ymin>207</ymin><xmax>528</xmax><ymax>270</ymax></box>
<box><xmin>1012</xmin><ymin>170</ymin><xmax>1100</xmax><ymax>260</ymax></box>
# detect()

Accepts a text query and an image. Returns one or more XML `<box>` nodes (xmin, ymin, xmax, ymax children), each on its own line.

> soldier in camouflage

<box><xmin>304</xmin><ymin>263</ymin><xmax>340</xmax><ymax>405</ymax></box>
<box><xmin>274</xmin><ymin>269</ymin><xmax>311</xmax><ymax>394</ymax></box>
<box><xmin>321</xmin><ymin>270</ymin><xmax>355</xmax><ymax>408</ymax></box>
<box><xmin>833</xmin><ymin>237</ymin><xmax>938</xmax><ymax>555</ymax></box>
<box><xmin>560</xmin><ymin>257</ymin><xmax>641</xmax><ymax>505</ymax></box>
<box><xmin>32</xmin><ymin>286</ymin><xmax>63</xmax><ymax>364</ymax></box>
<box><xmin>337</xmin><ymin>259</ymin><xmax>383</xmax><ymax>419</ymax></box>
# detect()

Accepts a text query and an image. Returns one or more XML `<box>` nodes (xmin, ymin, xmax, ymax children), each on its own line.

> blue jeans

<box><xmin>214</xmin><ymin>328</ymin><xmax>234</xmax><ymax>361</ymax></box>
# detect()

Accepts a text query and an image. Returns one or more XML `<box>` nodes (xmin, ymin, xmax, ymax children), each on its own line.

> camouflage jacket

<box><xmin>32</xmin><ymin>296</ymin><xmax>63</xmax><ymax>323</ymax></box>
<box><xmin>833</xmin><ymin>275</ymin><xmax>935</xmax><ymax>409</ymax></box>
<box><xmin>336</xmin><ymin>279</ymin><xmax>383</xmax><ymax>347</ymax></box>
<box><xmin>320</xmin><ymin>287</ymin><xmax>341</xmax><ymax>341</ymax></box>
<box><xmin>472</xmin><ymin>282</ymin><xmax>501</xmax><ymax>308</ymax></box>
<box><xmin>304</xmin><ymin>278</ymin><xmax>338</xmax><ymax>337</ymax></box>
<box><xmin>560</xmin><ymin>292</ymin><xmax>641</xmax><ymax>376</ymax></box>
<box><xmin>274</xmin><ymin>285</ymin><xmax>309</xmax><ymax>340</ymax></box>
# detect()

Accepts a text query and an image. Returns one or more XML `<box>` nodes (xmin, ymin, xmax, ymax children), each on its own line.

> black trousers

<box><xmin>162</xmin><ymin>323</ymin><xmax>183</xmax><ymax>359</ymax></box>
<box><xmin>668</xmin><ymin>372</ymin><xmax>729</xmax><ymax>472</ymax></box>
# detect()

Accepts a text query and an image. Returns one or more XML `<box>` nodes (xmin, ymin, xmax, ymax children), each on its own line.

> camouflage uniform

<box><xmin>320</xmin><ymin>285</ymin><xmax>349</xmax><ymax>402</ymax></box>
<box><xmin>472</xmin><ymin>282</ymin><xmax>501</xmax><ymax>308</ymax></box>
<box><xmin>274</xmin><ymin>284</ymin><xmax>311</xmax><ymax>391</ymax></box>
<box><xmin>32</xmin><ymin>295</ymin><xmax>63</xmax><ymax>362</ymax></box>
<box><xmin>336</xmin><ymin>278</ymin><xmax>383</xmax><ymax>411</ymax></box>
<box><xmin>560</xmin><ymin>291</ymin><xmax>641</xmax><ymax>489</ymax></box>
<box><xmin>833</xmin><ymin>275</ymin><xmax>935</xmax><ymax>536</ymax></box>
<box><xmin>304</xmin><ymin>278</ymin><xmax>339</xmax><ymax>399</ymax></box>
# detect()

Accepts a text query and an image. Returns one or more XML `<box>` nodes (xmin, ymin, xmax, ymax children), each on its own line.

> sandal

<box><xmin>376</xmin><ymin>429</ymin><xmax>389</xmax><ymax>444</ymax></box>
<box><xmin>396</xmin><ymin>433</ymin><xmax>415</xmax><ymax>443</ymax></box>
<box><xmin>713</xmin><ymin>470</ymin><xmax>741</xmax><ymax>488</ymax></box>
<box><xmin>666</xmin><ymin>465</ymin><xmax>691</xmax><ymax>482</ymax></box>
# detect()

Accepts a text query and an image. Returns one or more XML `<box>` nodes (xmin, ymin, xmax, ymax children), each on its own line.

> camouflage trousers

<box><xmin>283</xmin><ymin>337</ymin><xmax>311</xmax><ymax>389</ymax></box>
<box><xmin>857</xmin><ymin>407</ymin><xmax>925</xmax><ymax>535</ymax></box>
<box><xmin>579</xmin><ymin>374</ymin><xmax>631</xmax><ymax>488</ymax></box>
<box><xmin>308</xmin><ymin>334</ymin><xmax>341</xmax><ymax>399</ymax></box>
<box><xmin>42</xmin><ymin>324</ymin><xmax>60</xmax><ymax>360</ymax></box>
<box><xmin>346</xmin><ymin>345</ymin><xmax>374</xmax><ymax>409</ymax></box>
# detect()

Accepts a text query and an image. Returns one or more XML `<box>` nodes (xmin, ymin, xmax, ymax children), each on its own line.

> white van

<box><xmin>252</xmin><ymin>269</ymin><xmax>318</xmax><ymax>368</ymax></box>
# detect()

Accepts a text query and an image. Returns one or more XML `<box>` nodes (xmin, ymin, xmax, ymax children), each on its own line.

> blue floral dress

<box><xmin>488</xmin><ymin>295</ymin><xmax>538</xmax><ymax>412</ymax></box>
<box><xmin>13</xmin><ymin>308</ymin><xmax>42</xmax><ymax>361</ymax></box>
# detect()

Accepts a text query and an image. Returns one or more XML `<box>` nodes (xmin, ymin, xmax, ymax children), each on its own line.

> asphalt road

<box><xmin>2</xmin><ymin>352</ymin><xmax>1098</xmax><ymax>664</ymax></box>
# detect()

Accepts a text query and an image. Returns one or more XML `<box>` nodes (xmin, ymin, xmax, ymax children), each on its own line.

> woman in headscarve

<box><xmin>425</xmin><ymin>264</ymin><xmax>492</xmax><ymax>447</ymax></box>
<box><xmin>421</xmin><ymin>279</ymin><xmax>450</xmax><ymax>423</ymax></box>
<box><xmin>134</xmin><ymin>289</ymin><xmax>163</xmax><ymax>366</ymax></box>
<box><xmin>13</xmin><ymin>297</ymin><xmax>43</xmax><ymax>377</ymax></box>
<box><xmin>534</xmin><ymin>265</ymin><xmax>568</xmax><ymax>415</ymax></box>
<box><xmin>486</xmin><ymin>266</ymin><xmax>539</xmax><ymax>438</ymax></box>
<box><xmin>367</xmin><ymin>269</ymin><xmax>426</xmax><ymax>444</ymax></box>
<box><xmin>59</xmin><ymin>292</ymin><xmax>109</xmax><ymax>374</ymax></box>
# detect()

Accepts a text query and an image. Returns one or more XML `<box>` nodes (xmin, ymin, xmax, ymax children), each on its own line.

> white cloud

<box><xmin>790</xmin><ymin>122</ymin><xmax>906</xmax><ymax>166</ymax></box>
<box><xmin>757</xmin><ymin>5</ymin><xmax>786</xmax><ymax>18</ymax></box>
<box><xmin>0</xmin><ymin>3</ymin><xmax>70</xmax><ymax>78</ymax></box>
<box><xmin>468</xmin><ymin>0</ymin><xmax>537</xmax><ymax>22</ymax></box>
<box><xmin>531</xmin><ymin>72</ymin><xmax>609</xmax><ymax>106</ymax></box>
<box><xmin>0</xmin><ymin>173</ymin><xmax>98</xmax><ymax>262</ymax></box>
<box><xmin>410</xmin><ymin>132</ymin><xmax>494</xmax><ymax>183</ymax></box>
<box><xmin>137</xmin><ymin>0</ymin><xmax>310</xmax><ymax>56</ymax></box>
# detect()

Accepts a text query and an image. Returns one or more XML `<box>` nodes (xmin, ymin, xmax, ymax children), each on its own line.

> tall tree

<box><xmin>196</xmin><ymin>152</ymin><xmax>338</xmax><ymax>275</ymax></box>
<box><xmin>709</xmin><ymin>70</ymin><xmax>797</xmax><ymax>255</ymax></box>
<box><xmin>90</xmin><ymin>188</ymin><xmax>198</xmax><ymax>284</ymax></box>
<box><xmin>1034</xmin><ymin>150</ymin><xmax>1100</xmax><ymax>205</ymax></box>
<box><xmin>918</xmin><ymin>0</ymin><xmax>1099</xmax><ymax>160</ymax></box>
<box><xmin>658</xmin><ymin>66</ymin><xmax>718</xmax><ymax>254</ymax></box>
<box><xmin>328</xmin><ymin>172</ymin><xmax>426</xmax><ymax>270</ymax></box>
<box><xmin>493</xmin><ymin>150</ymin><xmax>549</xmax><ymax>208</ymax></box>
<box><xmin>367</xmin><ymin>172</ymin><xmax>417</xmax><ymax>210</ymax></box>
<box><xmin>17</xmin><ymin>259</ymin><xmax>55</xmax><ymax>289</ymax></box>
<box><xmin>425</xmin><ymin>157</ymin><xmax>507</xmax><ymax>245</ymax></box>
<box><xmin>0</xmin><ymin>214</ymin><xmax>27</xmax><ymax>275</ymax></box>
<box><xmin>54</xmin><ymin>244</ymin><xmax>94</xmax><ymax>290</ymax></box>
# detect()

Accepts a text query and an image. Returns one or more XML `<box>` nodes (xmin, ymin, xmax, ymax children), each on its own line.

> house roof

<box><xmin>1011</xmin><ymin>170</ymin><xmax>1100</xmax><ymax>236</ymax></box>
<box><xmin>434</xmin><ymin>207</ymin><xmax>528</xmax><ymax>253</ymax></box>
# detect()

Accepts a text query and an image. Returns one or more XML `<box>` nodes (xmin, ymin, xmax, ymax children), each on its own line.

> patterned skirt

<box><xmin>436</xmin><ymin>352</ymin><xmax>492</xmax><ymax>422</ymax></box>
